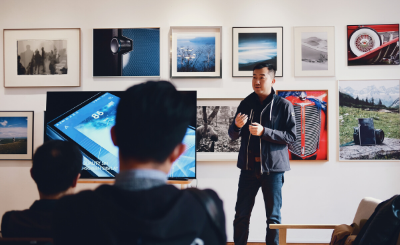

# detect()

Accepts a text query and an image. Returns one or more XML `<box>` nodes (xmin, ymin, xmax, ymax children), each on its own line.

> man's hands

<box><xmin>235</xmin><ymin>113</ymin><xmax>248</xmax><ymax>128</ymax></box>
<box><xmin>249</xmin><ymin>122</ymin><xmax>264</xmax><ymax>136</ymax></box>
<box><xmin>235</xmin><ymin>113</ymin><xmax>264</xmax><ymax>136</ymax></box>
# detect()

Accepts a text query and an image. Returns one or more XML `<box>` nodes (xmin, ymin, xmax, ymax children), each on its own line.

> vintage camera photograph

<box><xmin>339</xmin><ymin>80</ymin><xmax>400</xmax><ymax>160</ymax></box>
<box><xmin>278</xmin><ymin>91</ymin><xmax>328</xmax><ymax>161</ymax></box>
<box><xmin>347</xmin><ymin>24</ymin><xmax>399</xmax><ymax>66</ymax></box>
<box><xmin>17</xmin><ymin>40</ymin><xmax>67</xmax><ymax>75</ymax></box>
<box><xmin>196</xmin><ymin>106</ymin><xmax>240</xmax><ymax>153</ymax></box>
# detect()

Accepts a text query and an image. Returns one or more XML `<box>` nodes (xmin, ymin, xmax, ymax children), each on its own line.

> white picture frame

<box><xmin>197</xmin><ymin>98</ymin><xmax>242</xmax><ymax>161</ymax></box>
<box><xmin>338</xmin><ymin>79</ymin><xmax>400</xmax><ymax>161</ymax></box>
<box><xmin>294</xmin><ymin>26</ymin><xmax>335</xmax><ymax>77</ymax></box>
<box><xmin>0</xmin><ymin>111</ymin><xmax>34</xmax><ymax>160</ymax></box>
<box><xmin>170</xmin><ymin>26</ymin><xmax>222</xmax><ymax>78</ymax></box>
<box><xmin>3</xmin><ymin>28</ymin><xmax>81</xmax><ymax>87</ymax></box>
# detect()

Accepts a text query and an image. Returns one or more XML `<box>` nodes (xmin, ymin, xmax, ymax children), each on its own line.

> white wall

<box><xmin>1</xmin><ymin>0</ymin><xmax>400</xmax><ymax>242</ymax></box>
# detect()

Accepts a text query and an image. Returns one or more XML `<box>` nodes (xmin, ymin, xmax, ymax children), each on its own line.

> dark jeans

<box><xmin>233</xmin><ymin>170</ymin><xmax>284</xmax><ymax>245</ymax></box>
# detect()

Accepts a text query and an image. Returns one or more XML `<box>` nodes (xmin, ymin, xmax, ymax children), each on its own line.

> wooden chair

<box><xmin>269</xmin><ymin>197</ymin><xmax>382</xmax><ymax>245</ymax></box>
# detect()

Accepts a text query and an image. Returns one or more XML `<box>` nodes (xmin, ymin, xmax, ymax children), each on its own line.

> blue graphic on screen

<box><xmin>169</xmin><ymin>127</ymin><xmax>195</xmax><ymax>178</ymax></box>
<box><xmin>53</xmin><ymin>92</ymin><xmax>195</xmax><ymax>178</ymax></box>
<box><xmin>122</xmin><ymin>28</ymin><xmax>160</xmax><ymax>76</ymax></box>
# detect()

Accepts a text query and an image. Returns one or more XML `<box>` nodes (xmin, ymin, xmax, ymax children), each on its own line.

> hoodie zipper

<box><xmin>246</xmin><ymin>109</ymin><xmax>254</xmax><ymax>170</ymax></box>
<box><xmin>259</xmin><ymin>98</ymin><xmax>274</xmax><ymax>175</ymax></box>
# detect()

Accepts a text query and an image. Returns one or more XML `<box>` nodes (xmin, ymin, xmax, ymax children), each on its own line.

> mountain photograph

<box><xmin>339</xmin><ymin>80</ymin><xmax>400</xmax><ymax>160</ymax></box>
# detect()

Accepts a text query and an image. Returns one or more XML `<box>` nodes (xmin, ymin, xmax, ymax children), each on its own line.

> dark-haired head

<box><xmin>253</xmin><ymin>63</ymin><xmax>276</xmax><ymax>80</ymax></box>
<box><xmin>113</xmin><ymin>81</ymin><xmax>194</xmax><ymax>164</ymax></box>
<box><xmin>31</xmin><ymin>140</ymin><xmax>82</xmax><ymax>196</ymax></box>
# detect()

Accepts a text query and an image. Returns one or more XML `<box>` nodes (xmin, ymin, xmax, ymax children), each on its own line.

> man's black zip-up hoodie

<box><xmin>228</xmin><ymin>88</ymin><xmax>296</xmax><ymax>173</ymax></box>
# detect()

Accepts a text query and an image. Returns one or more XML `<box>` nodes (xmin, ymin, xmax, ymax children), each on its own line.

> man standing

<box><xmin>228</xmin><ymin>63</ymin><xmax>296</xmax><ymax>245</ymax></box>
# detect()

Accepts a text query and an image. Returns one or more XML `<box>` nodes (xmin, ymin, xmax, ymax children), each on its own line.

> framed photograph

<box><xmin>347</xmin><ymin>24</ymin><xmax>399</xmax><ymax>66</ymax></box>
<box><xmin>93</xmin><ymin>28</ymin><xmax>160</xmax><ymax>77</ymax></box>
<box><xmin>232</xmin><ymin>27</ymin><xmax>283</xmax><ymax>77</ymax></box>
<box><xmin>3</xmin><ymin>28</ymin><xmax>80</xmax><ymax>87</ymax></box>
<box><xmin>0</xmin><ymin>111</ymin><xmax>34</xmax><ymax>160</ymax></box>
<box><xmin>294</xmin><ymin>26</ymin><xmax>335</xmax><ymax>76</ymax></box>
<box><xmin>277</xmin><ymin>90</ymin><xmax>328</xmax><ymax>161</ymax></box>
<box><xmin>197</xmin><ymin>99</ymin><xmax>242</xmax><ymax>161</ymax></box>
<box><xmin>170</xmin><ymin>26</ymin><xmax>222</xmax><ymax>78</ymax></box>
<box><xmin>339</xmin><ymin>80</ymin><xmax>400</xmax><ymax>161</ymax></box>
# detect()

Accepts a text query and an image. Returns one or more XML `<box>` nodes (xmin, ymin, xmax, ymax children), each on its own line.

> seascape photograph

<box><xmin>176</xmin><ymin>33</ymin><xmax>216</xmax><ymax>72</ymax></box>
<box><xmin>238</xmin><ymin>32</ymin><xmax>277</xmax><ymax>71</ymax></box>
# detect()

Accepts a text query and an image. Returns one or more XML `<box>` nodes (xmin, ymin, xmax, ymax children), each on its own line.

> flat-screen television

<box><xmin>45</xmin><ymin>91</ymin><xmax>196</xmax><ymax>179</ymax></box>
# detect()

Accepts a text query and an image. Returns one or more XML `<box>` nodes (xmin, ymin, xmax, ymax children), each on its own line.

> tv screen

<box><xmin>45</xmin><ymin>91</ymin><xmax>196</xmax><ymax>179</ymax></box>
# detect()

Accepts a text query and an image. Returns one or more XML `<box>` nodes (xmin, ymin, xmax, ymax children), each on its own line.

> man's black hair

<box><xmin>253</xmin><ymin>63</ymin><xmax>276</xmax><ymax>80</ymax></box>
<box><xmin>115</xmin><ymin>81</ymin><xmax>194</xmax><ymax>163</ymax></box>
<box><xmin>31</xmin><ymin>140</ymin><xmax>82</xmax><ymax>195</ymax></box>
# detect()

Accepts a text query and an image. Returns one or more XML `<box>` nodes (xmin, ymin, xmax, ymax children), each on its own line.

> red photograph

<box><xmin>278</xmin><ymin>91</ymin><xmax>328</xmax><ymax>161</ymax></box>
<box><xmin>347</xmin><ymin>24</ymin><xmax>399</xmax><ymax>66</ymax></box>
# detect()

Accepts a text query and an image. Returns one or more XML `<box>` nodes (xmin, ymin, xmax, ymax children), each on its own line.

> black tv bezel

<box><xmin>45</xmin><ymin>91</ymin><xmax>197</xmax><ymax>180</ymax></box>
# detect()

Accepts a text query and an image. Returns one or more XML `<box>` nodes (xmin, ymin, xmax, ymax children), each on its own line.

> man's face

<box><xmin>252</xmin><ymin>67</ymin><xmax>275</xmax><ymax>96</ymax></box>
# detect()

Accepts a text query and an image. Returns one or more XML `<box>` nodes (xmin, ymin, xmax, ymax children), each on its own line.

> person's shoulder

<box><xmin>2</xmin><ymin>208</ymin><xmax>31</xmax><ymax>224</ymax></box>
<box><xmin>56</xmin><ymin>185</ymin><xmax>111</xmax><ymax>210</ymax></box>
<box><xmin>239</xmin><ymin>92</ymin><xmax>257</xmax><ymax>108</ymax></box>
<box><xmin>203</xmin><ymin>189</ymin><xmax>223</xmax><ymax>202</ymax></box>
<box><xmin>274</xmin><ymin>95</ymin><xmax>294</xmax><ymax>110</ymax></box>
<box><xmin>1</xmin><ymin>210</ymin><xmax>13</xmax><ymax>228</ymax></box>
<box><xmin>274</xmin><ymin>94</ymin><xmax>291</xmax><ymax>105</ymax></box>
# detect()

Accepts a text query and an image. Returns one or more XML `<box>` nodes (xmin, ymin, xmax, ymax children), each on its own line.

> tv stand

<box><xmin>78</xmin><ymin>179</ymin><xmax>193</xmax><ymax>189</ymax></box>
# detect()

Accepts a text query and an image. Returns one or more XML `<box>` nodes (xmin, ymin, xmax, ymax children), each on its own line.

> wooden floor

<box><xmin>227</xmin><ymin>243</ymin><xmax>328</xmax><ymax>245</ymax></box>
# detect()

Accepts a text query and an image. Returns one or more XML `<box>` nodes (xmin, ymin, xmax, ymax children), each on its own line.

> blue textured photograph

<box><xmin>176</xmin><ymin>33</ymin><xmax>215</xmax><ymax>72</ymax></box>
<box><xmin>0</xmin><ymin>117</ymin><xmax>28</xmax><ymax>154</ymax></box>
<box><xmin>93</xmin><ymin>28</ymin><xmax>160</xmax><ymax>77</ymax></box>
<box><xmin>238</xmin><ymin>32</ymin><xmax>277</xmax><ymax>71</ymax></box>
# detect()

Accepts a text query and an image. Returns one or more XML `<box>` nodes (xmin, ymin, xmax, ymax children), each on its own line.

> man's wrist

<box><xmin>234</xmin><ymin>124</ymin><xmax>241</xmax><ymax>131</ymax></box>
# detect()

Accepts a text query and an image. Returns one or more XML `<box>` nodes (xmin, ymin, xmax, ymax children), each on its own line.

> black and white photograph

<box><xmin>17</xmin><ymin>40</ymin><xmax>67</xmax><ymax>75</ymax></box>
<box><xmin>196</xmin><ymin>106</ymin><xmax>240</xmax><ymax>153</ymax></box>
<box><xmin>294</xmin><ymin>26</ymin><xmax>335</xmax><ymax>76</ymax></box>
<box><xmin>339</xmin><ymin>80</ymin><xmax>400</xmax><ymax>161</ymax></box>
<box><xmin>301</xmin><ymin>32</ymin><xmax>328</xmax><ymax>71</ymax></box>
<box><xmin>232</xmin><ymin>27</ymin><xmax>283</xmax><ymax>77</ymax></box>
<box><xmin>4</xmin><ymin>28</ymin><xmax>80</xmax><ymax>87</ymax></box>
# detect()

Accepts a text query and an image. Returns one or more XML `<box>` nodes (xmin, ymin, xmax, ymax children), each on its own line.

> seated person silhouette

<box><xmin>1</xmin><ymin>140</ymin><xmax>82</xmax><ymax>238</ymax></box>
<box><xmin>52</xmin><ymin>81</ymin><xmax>226</xmax><ymax>245</ymax></box>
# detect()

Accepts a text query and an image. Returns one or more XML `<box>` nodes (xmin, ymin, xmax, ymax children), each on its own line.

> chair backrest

<box><xmin>352</xmin><ymin>197</ymin><xmax>382</xmax><ymax>226</ymax></box>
